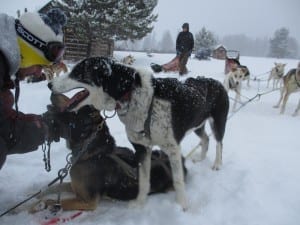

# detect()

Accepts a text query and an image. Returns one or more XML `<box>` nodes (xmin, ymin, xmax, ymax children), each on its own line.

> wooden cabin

<box><xmin>212</xmin><ymin>45</ymin><xmax>227</xmax><ymax>60</ymax></box>
<box><xmin>38</xmin><ymin>1</ymin><xmax>114</xmax><ymax>61</ymax></box>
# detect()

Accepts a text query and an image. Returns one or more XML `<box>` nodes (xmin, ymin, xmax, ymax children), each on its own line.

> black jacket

<box><xmin>176</xmin><ymin>31</ymin><xmax>194</xmax><ymax>54</ymax></box>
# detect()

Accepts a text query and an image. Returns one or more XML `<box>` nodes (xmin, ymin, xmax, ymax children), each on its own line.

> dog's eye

<box><xmin>234</xmin><ymin>75</ymin><xmax>237</xmax><ymax>78</ymax></box>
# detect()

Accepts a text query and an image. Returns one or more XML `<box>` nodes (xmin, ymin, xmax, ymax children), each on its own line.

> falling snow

<box><xmin>0</xmin><ymin>51</ymin><xmax>299</xmax><ymax>225</ymax></box>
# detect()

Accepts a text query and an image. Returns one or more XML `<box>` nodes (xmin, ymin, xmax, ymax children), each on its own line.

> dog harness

<box><xmin>229</xmin><ymin>76</ymin><xmax>237</xmax><ymax>89</ymax></box>
<box><xmin>140</xmin><ymin>96</ymin><xmax>154</xmax><ymax>139</ymax></box>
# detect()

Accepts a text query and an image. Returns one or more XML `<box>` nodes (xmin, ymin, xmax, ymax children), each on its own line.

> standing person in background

<box><xmin>176</xmin><ymin>23</ymin><xmax>194</xmax><ymax>75</ymax></box>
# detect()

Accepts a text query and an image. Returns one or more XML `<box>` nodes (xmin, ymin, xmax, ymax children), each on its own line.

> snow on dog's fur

<box><xmin>48</xmin><ymin>57</ymin><xmax>230</xmax><ymax>210</ymax></box>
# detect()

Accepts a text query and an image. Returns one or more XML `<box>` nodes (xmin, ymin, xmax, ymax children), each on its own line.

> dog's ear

<box><xmin>68</xmin><ymin>57</ymin><xmax>112</xmax><ymax>86</ymax></box>
<box><xmin>92</xmin><ymin>57</ymin><xmax>114</xmax><ymax>86</ymax></box>
<box><xmin>103</xmin><ymin>63</ymin><xmax>141</xmax><ymax>100</ymax></box>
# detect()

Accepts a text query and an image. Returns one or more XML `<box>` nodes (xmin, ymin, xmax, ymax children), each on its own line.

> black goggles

<box><xmin>15</xmin><ymin>19</ymin><xmax>65</xmax><ymax>63</ymax></box>
<box><xmin>44</xmin><ymin>42</ymin><xmax>65</xmax><ymax>63</ymax></box>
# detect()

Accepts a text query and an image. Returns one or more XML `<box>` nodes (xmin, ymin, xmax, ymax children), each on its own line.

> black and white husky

<box><xmin>48</xmin><ymin>57</ymin><xmax>229</xmax><ymax>210</ymax></box>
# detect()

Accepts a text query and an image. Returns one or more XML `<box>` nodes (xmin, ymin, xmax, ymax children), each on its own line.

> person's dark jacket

<box><xmin>176</xmin><ymin>31</ymin><xmax>194</xmax><ymax>55</ymax></box>
<box><xmin>0</xmin><ymin>50</ymin><xmax>48</xmax><ymax>169</ymax></box>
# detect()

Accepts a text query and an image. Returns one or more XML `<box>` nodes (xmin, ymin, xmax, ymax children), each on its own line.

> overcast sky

<box><xmin>153</xmin><ymin>0</ymin><xmax>300</xmax><ymax>42</ymax></box>
<box><xmin>2</xmin><ymin>0</ymin><xmax>300</xmax><ymax>42</ymax></box>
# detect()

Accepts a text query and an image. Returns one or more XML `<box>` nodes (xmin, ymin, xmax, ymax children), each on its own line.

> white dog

<box><xmin>267</xmin><ymin>62</ymin><xmax>286</xmax><ymax>89</ymax></box>
<box><xmin>224</xmin><ymin>67</ymin><xmax>247</xmax><ymax>111</ymax></box>
<box><xmin>121</xmin><ymin>54</ymin><xmax>135</xmax><ymax>65</ymax></box>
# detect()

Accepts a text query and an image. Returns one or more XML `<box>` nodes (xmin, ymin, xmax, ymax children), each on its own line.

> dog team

<box><xmin>31</xmin><ymin>55</ymin><xmax>299</xmax><ymax>213</ymax></box>
<box><xmin>224</xmin><ymin>60</ymin><xmax>299</xmax><ymax>115</ymax></box>
<box><xmin>4</xmin><ymin>54</ymin><xmax>300</xmax><ymax>215</ymax></box>
<box><xmin>0</xmin><ymin>8</ymin><xmax>299</xmax><ymax>218</ymax></box>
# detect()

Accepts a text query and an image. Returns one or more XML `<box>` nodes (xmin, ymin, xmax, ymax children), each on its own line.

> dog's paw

<box><xmin>29</xmin><ymin>200</ymin><xmax>47</xmax><ymax>214</ymax></box>
<box><xmin>191</xmin><ymin>153</ymin><xmax>206</xmax><ymax>163</ymax></box>
<box><xmin>29</xmin><ymin>199</ymin><xmax>61</xmax><ymax>214</ymax></box>
<box><xmin>128</xmin><ymin>199</ymin><xmax>146</xmax><ymax>209</ymax></box>
<box><xmin>212</xmin><ymin>162</ymin><xmax>222</xmax><ymax>171</ymax></box>
<box><xmin>212</xmin><ymin>165</ymin><xmax>220</xmax><ymax>170</ymax></box>
<box><xmin>176</xmin><ymin>196</ymin><xmax>189</xmax><ymax>212</ymax></box>
<box><xmin>192</xmin><ymin>158</ymin><xmax>202</xmax><ymax>163</ymax></box>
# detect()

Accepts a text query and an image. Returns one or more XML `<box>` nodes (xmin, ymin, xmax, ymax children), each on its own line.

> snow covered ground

<box><xmin>0</xmin><ymin>51</ymin><xmax>300</xmax><ymax>225</ymax></box>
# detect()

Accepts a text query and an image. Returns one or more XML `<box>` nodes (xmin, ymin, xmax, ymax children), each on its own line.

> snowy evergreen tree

<box><xmin>159</xmin><ymin>30</ymin><xmax>174</xmax><ymax>53</ymax></box>
<box><xmin>194</xmin><ymin>27</ymin><xmax>217</xmax><ymax>51</ymax></box>
<box><xmin>52</xmin><ymin>0</ymin><xmax>157</xmax><ymax>55</ymax></box>
<box><xmin>269</xmin><ymin>27</ymin><xmax>290</xmax><ymax>58</ymax></box>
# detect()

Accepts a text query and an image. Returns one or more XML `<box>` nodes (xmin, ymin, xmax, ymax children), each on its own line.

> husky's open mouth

<box><xmin>50</xmin><ymin>90</ymin><xmax>89</xmax><ymax>112</ymax></box>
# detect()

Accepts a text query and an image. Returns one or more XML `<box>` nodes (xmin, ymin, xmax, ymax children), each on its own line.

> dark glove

<box><xmin>42</xmin><ymin>105</ymin><xmax>104</xmax><ymax>142</ymax></box>
<box><xmin>42</xmin><ymin>108</ymin><xmax>61</xmax><ymax>143</ymax></box>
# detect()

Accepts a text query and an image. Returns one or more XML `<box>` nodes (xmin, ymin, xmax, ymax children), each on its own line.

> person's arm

<box><xmin>0</xmin><ymin>52</ymin><xmax>15</xmax><ymax>90</ymax></box>
<box><xmin>176</xmin><ymin>33</ymin><xmax>181</xmax><ymax>54</ymax></box>
<box><xmin>0</xmin><ymin>52</ymin><xmax>9</xmax><ymax>168</ymax></box>
<box><xmin>0</xmin><ymin>51</ymin><xmax>8</xmax><ymax>90</ymax></box>
<box><xmin>190</xmin><ymin>33</ymin><xmax>194</xmax><ymax>52</ymax></box>
<box><xmin>0</xmin><ymin>51</ymin><xmax>47</xmax><ymax>154</ymax></box>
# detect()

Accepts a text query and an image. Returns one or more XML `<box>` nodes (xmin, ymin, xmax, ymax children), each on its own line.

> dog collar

<box><xmin>115</xmin><ymin>90</ymin><xmax>132</xmax><ymax>111</ymax></box>
<box><xmin>120</xmin><ymin>91</ymin><xmax>132</xmax><ymax>102</ymax></box>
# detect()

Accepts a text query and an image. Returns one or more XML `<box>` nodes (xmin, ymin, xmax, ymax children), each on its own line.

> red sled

<box><xmin>151</xmin><ymin>56</ymin><xmax>180</xmax><ymax>73</ymax></box>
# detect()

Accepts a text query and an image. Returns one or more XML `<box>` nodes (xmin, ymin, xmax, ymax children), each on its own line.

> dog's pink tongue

<box><xmin>65</xmin><ymin>90</ymin><xmax>89</xmax><ymax>111</ymax></box>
